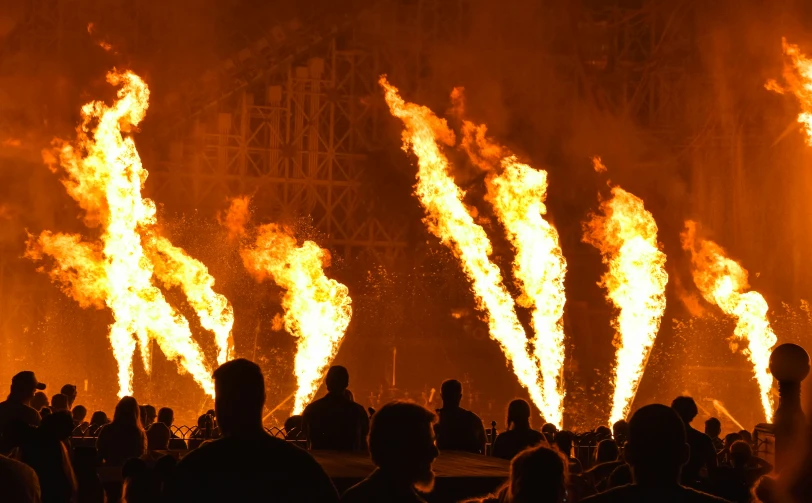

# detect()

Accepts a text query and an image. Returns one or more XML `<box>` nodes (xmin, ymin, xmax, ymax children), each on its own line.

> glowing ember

<box><xmin>766</xmin><ymin>38</ymin><xmax>812</xmax><ymax>144</ymax></box>
<box><xmin>379</xmin><ymin>77</ymin><xmax>546</xmax><ymax>415</ymax></box>
<box><xmin>26</xmin><ymin>70</ymin><xmax>225</xmax><ymax>398</ymax></box>
<box><xmin>681</xmin><ymin>220</ymin><xmax>776</xmax><ymax>422</ymax></box>
<box><xmin>592</xmin><ymin>156</ymin><xmax>608</xmax><ymax>173</ymax></box>
<box><xmin>453</xmin><ymin>93</ymin><xmax>566</xmax><ymax>428</ymax></box>
<box><xmin>241</xmin><ymin>223</ymin><xmax>352</xmax><ymax>415</ymax></box>
<box><xmin>583</xmin><ymin>181</ymin><xmax>668</xmax><ymax>426</ymax></box>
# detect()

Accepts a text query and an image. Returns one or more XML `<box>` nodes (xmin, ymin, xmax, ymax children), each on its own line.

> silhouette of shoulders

<box><xmin>169</xmin><ymin>430</ymin><xmax>338</xmax><ymax>502</ymax></box>
<box><xmin>303</xmin><ymin>393</ymin><xmax>369</xmax><ymax>451</ymax></box>
<box><xmin>492</xmin><ymin>427</ymin><xmax>544</xmax><ymax>460</ymax></box>
<box><xmin>341</xmin><ymin>469</ymin><xmax>428</xmax><ymax>503</ymax></box>
<box><xmin>0</xmin><ymin>453</ymin><xmax>41</xmax><ymax>503</ymax></box>
<box><xmin>434</xmin><ymin>406</ymin><xmax>485</xmax><ymax>453</ymax></box>
<box><xmin>582</xmin><ymin>484</ymin><xmax>731</xmax><ymax>503</ymax></box>
<box><xmin>683</xmin><ymin>425</ymin><xmax>716</xmax><ymax>483</ymax></box>
<box><xmin>0</xmin><ymin>401</ymin><xmax>41</xmax><ymax>428</ymax></box>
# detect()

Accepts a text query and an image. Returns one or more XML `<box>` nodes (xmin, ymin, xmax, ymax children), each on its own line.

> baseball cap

<box><xmin>11</xmin><ymin>371</ymin><xmax>46</xmax><ymax>391</ymax></box>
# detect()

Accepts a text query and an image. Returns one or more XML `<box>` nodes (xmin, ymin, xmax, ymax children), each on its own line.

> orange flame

<box><xmin>766</xmin><ymin>38</ymin><xmax>812</xmax><ymax>144</ymax></box>
<box><xmin>583</xmin><ymin>183</ymin><xmax>668</xmax><ymax>425</ymax></box>
<box><xmin>219</xmin><ymin>196</ymin><xmax>251</xmax><ymax>241</ymax></box>
<box><xmin>379</xmin><ymin>77</ymin><xmax>546</xmax><ymax>416</ymax></box>
<box><xmin>592</xmin><ymin>156</ymin><xmax>608</xmax><ymax>173</ymax></box>
<box><xmin>26</xmin><ymin>70</ymin><xmax>228</xmax><ymax>398</ymax></box>
<box><xmin>681</xmin><ymin>221</ymin><xmax>776</xmax><ymax>421</ymax></box>
<box><xmin>241</xmin><ymin>224</ymin><xmax>352</xmax><ymax>414</ymax></box>
<box><xmin>452</xmin><ymin>92</ymin><xmax>566</xmax><ymax>428</ymax></box>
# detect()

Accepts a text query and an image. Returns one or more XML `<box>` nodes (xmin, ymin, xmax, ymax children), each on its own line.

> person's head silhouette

<box><xmin>369</xmin><ymin>401</ymin><xmax>438</xmax><ymax>492</ymax></box>
<box><xmin>9</xmin><ymin>371</ymin><xmax>46</xmax><ymax>403</ymax></box>
<box><xmin>213</xmin><ymin>358</ymin><xmax>265</xmax><ymax>436</ymax></box>
<box><xmin>60</xmin><ymin>384</ymin><xmax>77</xmax><ymax>408</ymax></box>
<box><xmin>596</xmin><ymin>438</ymin><xmax>619</xmax><ymax>463</ymax></box>
<box><xmin>729</xmin><ymin>440</ymin><xmax>752</xmax><ymax>469</ymax></box>
<box><xmin>554</xmin><ymin>430</ymin><xmax>574</xmax><ymax>459</ymax></box>
<box><xmin>595</xmin><ymin>425</ymin><xmax>612</xmax><ymax>439</ymax></box>
<box><xmin>114</xmin><ymin>396</ymin><xmax>142</xmax><ymax>429</ymax></box>
<box><xmin>31</xmin><ymin>391</ymin><xmax>49</xmax><ymax>411</ymax></box>
<box><xmin>670</xmin><ymin>396</ymin><xmax>698</xmax><ymax>425</ymax></box>
<box><xmin>72</xmin><ymin>405</ymin><xmax>88</xmax><ymax>424</ymax></box>
<box><xmin>507</xmin><ymin>445</ymin><xmax>568</xmax><ymax>503</ymax></box>
<box><xmin>704</xmin><ymin>417</ymin><xmax>721</xmax><ymax>438</ymax></box>
<box><xmin>440</xmin><ymin>379</ymin><xmax>462</xmax><ymax>408</ymax></box>
<box><xmin>506</xmin><ymin>399</ymin><xmax>531</xmax><ymax>430</ymax></box>
<box><xmin>147</xmin><ymin>423</ymin><xmax>171</xmax><ymax>451</ymax></box>
<box><xmin>90</xmin><ymin>411</ymin><xmax>108</xmax><ymax>426</ymax></box>
<box><xmin>625</xmin><ymin>404</ymin><xmax>689</xmax><ymax>485</ymax></box>
<box><xmin>612</xmin><ymin>419</ymin><xmax>629</xmax><ymax>443</ymax></box>
<box><xmin>325</xmin><ymin>366</ymin><xmax>350</xmax><ymax>394</ymax></box>
<box><xmin>157</xmin><ymin>407</ymin><xmax>174</xmax><ymax>428</ymax></box>
<box><xmin>51</xmin><ymin>393</ymin><xmax>69</xmax><ymax>412</ymax></box>
<box><xmin>144</xmin><ymin>405</ymin><xmax>157</xmax><ymax>426</ymax></box>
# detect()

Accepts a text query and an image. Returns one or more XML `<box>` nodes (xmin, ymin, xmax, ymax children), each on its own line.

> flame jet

<box><xmin>766</xmin><ymin>38</ymin><xmax>812</xmax><ymax>143</ymax></box>
<box><xmin>239</xmin><ymin>220</ymin><xmax>352</xmax><ymax>415</ymax></box>
<box><xmin>379</xmin><ymin>77</ymin><xmax>547</xmax><ymax>416</ymax></box>
<box><xmin>26</xmin><ymin>70</ymin><xmax>230</xmax><ymax>397</ymax></box>
<box><xmin>452</xmin><ymin>90</ymin><xmax>567</xmax><ymax>428</ymax></box>
<box><xmin>681</xmin><ymin>221</ymin><xmax>776</xmax><ymax>421</ymax></box>
<box><xmin>583</xmin><ymin>174</ymin><xmax>668</xmax><ymax>426</ymax></box>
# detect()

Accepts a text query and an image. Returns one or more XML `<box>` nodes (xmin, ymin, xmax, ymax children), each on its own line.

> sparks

<box><xmin>583</xmin><ymin>183</ymin><xmax>668</xmax><ymax>426</ymax></box>
<box><xmin>380</xmin><ymin>77</ymin><xmax>546</xmax><ymax>415</ymax></box>
<box><xmin>681</xmin><ymin>220</ymin><xmax>776</xmax><ymax>422</ymax></box>
<box><xmin>766</xmin><ymin>38</ymin><xmax>812</xmax><ymax>144</ymax></box>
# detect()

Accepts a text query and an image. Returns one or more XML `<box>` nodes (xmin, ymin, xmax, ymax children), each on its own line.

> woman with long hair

<box><xmin>96</xmin><ymin>396</ymin><xmax>147</xmax><ymax>466</ymax></box>
<box><xmin>492</xmin><ymin>399</ymin><xmax>546</xmax><ymax>461</ymax></box>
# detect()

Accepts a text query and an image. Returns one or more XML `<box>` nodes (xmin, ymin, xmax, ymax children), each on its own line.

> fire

<box><xmin>219</xmin><ymin>195</ymin><xmax>251</xmax><ymax>241</ymax></box>
<box><xmin>592</xmin><ymin>156</ymin><xmax>608</xmax><ymax>173</ymax></box>
<box><xmin>26</xmin><ymin>70</ymin><xmax>231</xmax><ymax>398</ymax></box>
<box><xmin>452</xmin><ymin>93</ymin><xmax>566</xmax><ymax>428</ymax></box>
<box><xmin>681</xmin><ymin>220</ymin><xmax>776</xmax><ymax>421</ymax></box>
<box><xmin>240</xmin><ymin>223</ymin><xmax>352</xmax><ymax>414</ymax></box>
<box><xmin>583</xmin><ymin>182</ymin><xmax>668</xmax><ymax>425</ymax></box>
<box><xmin>379</xmin><ymin>77</ymin><xmax>547</xmax><ymax>417</ymax></box>
<box><xmin>766</xmin><ymin>38</ymin><xmax>812</xmax><ymax>144</ymax></box>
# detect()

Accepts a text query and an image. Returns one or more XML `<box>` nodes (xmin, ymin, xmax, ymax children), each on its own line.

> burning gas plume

<box><xmin>452</xmin><ymin>90</ymin><xmax>567</xmax><ymax>428</ymax></box>
<box><xmin>26</xmin><ymin>70</ymin><xmax>232</xmax><ymax>398</ymax></box>
<box><xmin>681</xmin><ymin>220</ymin><xmax>776</xmax><ymax>421</ymax></box>
<box><xmin>766</xmin><ymin>38</ymin><xmax>812</xmax><ymax>144</ymax></box>
<box><xmin>583</xmin><ymin>174</ymin><xmax>668</xmax><ymax>426</ymax></box>
<box><xmin>379</xmin><ymin>77</ymin><xmax>549</xmax><ymax>420</ymax></box>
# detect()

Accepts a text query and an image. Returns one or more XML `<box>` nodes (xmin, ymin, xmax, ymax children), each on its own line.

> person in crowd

<box><xmin>188</xmin><ymin>414</ymin><xmax>215</xmax><ymax>450</ymax></box>
<box><xmin>585</xmin><ymin>440</ymin><xmax>624</xmax><ymax>492</ymax></box>
<box><xmin>554</xmin><ymin>430</ymin><xmax>583</xmax><ymax>474</ymax></box>
<box><xmin>595</xmin><ymin>426</ymin><xmax>612</xmax><ymax>441</ymax></box>
<box><xmin>96</xmin><ymin>396</ymin><xmax>146</xmax><ymax>466</ymax></box>
<box><xmin>492</xmin><ymin>399</ymin><xmax>545</xmax><ymax>460</ymax></box>
<box><xmin>0</xmin><ymin>371</ymin><xmax>45</xmax><ymax>454</ymax></box>
<box><xmin>0</xmin><ymin>451</ymin><xmax>42</xmax><ymax>503</ymax></box>
<box><xmin>582</xmin><ymin>404</ymin><xmax>729</xmax><ymax>503</ymax></box>
<box><xmin>595</xmin><ymin>438</ymin><xmax>620</xmax><ymax>464</ymax></box>
<box><xmin>72</xmin><ymin>405</ymin><xmax>88</xmax><ymax>428</ymax></box>
<box><xmin>612</xmin><ymin>420</ymin><xmax>629</xmax><ymax>446</ymax></box>
<box><xmin>718</xmin><ymin>433</ymin><xmax>744</xmax><ymax>465</ymax></box>
<box><xmin>157</xmin><ymin>407</ymin><xmax>186</xmax><ymax>450</ymax></box>
<box><xmin>467</xmin><ymin>444</ymin><xmax>569</xmax><ymax>503</ymax></box>
<box><xmin>50</xmin><ymin>394</ymin><xmax>69</xmax><ymax>413</ymax></box>
<box><xmin>302</xmin><ymin>366</ymin><xmax>370</xmax><ymax>451</ymax></box>
<box><xmin>672</xmin><ymin>396</ymin><xmax>717</xmax><ymax>487</ymax></box>
<box><xmin>284</xmin><ymin>415</ymin><xmax>305</xmax><ymax>442</ymax></box>
<box><xmin>146</xmin><ymin>423</ymin><xmax>171</xmax><ymax>452</ymax></box>
<box><xmin>86</xmin><ymin>411</ymin><xmax>108</xmax><ymax>437</ymax></box>
<box><xmin>433</xmin><ymin>379</ymin><xmax>486</xmax><ymax>454</ymax></box>
<box><xmin>17</xmin><ymin>410</ymin><xmax>77</xmax><ymax>503</ymax></box>
<box><xmin>167</xmin><ymin>358</ymin><xmax>339</xmax><ymax>502</ymax></box>
<box><xmin>73</xmin><ymin>445</ymin><xmax>105</xmax><ymax>503</ymax></box>
<box><xmin>542</xmin><ymin>423</ymin><xmax>557</xmax><ymax>444</ymax></box>
<box><xmin>143</xmin><ymin>405</ymin><xmax>157</xmax><ymax>429</ymax></box>
<box><xmin>39</xmin><ymin>408</ymin><xmax>52</xmax><ymax>419</ymax></box>
<box><xmin>706</xmin><ymin>417</ymin><xmax>724</xmax><ymax>452</ymax></box>
<box><xmin>711</xmin><ymin>440</ymin><xmax>772</xmax><ymax>503</ymax></box>
<box><xmin>31</xmin><ymin>392</ymin><xmax>49</xmax><ymax>412</ymax></box>
<box><xmin>738</xmin><ymin>430</ymin><xmax>753</xmax><ymax>448</ymax></box>
<box><xmin>341</xmin><ymin>401</ymin><xmax>439</xmax><ymax>503</ymax></box>
<box><xmin>59</xmin><ymin>385</ymin><xmax>77</xmax><ymax>410</ymax></box>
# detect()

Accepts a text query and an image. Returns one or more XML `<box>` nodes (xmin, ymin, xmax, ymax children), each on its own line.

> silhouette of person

<box><xmin>143</xmin><ymin>405</ymin><xmax>157</xmax><ymax>428</ymax></box>
<box><xmin>96</xmin><ymin>396</ymin><xmax>147</xmax><ymax>466</ymax></box>
<box><xmin>433</xmin><ymin>379</ymin><xmax>486</xmax><ymax>454</ymax></box>
<box><xmin>59</xmin><ymin>385</ymin><xmax>77</xmax><ymax>410</ymax></box>
<box><xmin>586</xmin><ymin>439</ymin><xmax>623</xmax><ymax>492</ymax></box>
<box><xmin>157</xmin><ymin>407</ymin><xmax>186</xmax><ymax>450</ymax></box>
<box><xmin>0</xmin><ymin>451</ymin><xmax>42</xmax><ymax>503</ymax></box>
<box><xmin>31</xmin><ymin>392</ymin><xmax>49</xmax><ymax>412</ymax></box>
<box><xmin>50</xmin><ymin>394</ymin><xmax>69</xmax><ymax>413</ymax></box>
<box><xmin>167</xmin><ymin>358</ymin><xmax>338</xmax><ymax>503</ymax></box>
<box><xmin>0</xmin><ymin>371</ymin><xmax>45</xmax><ymax>454</ymax></box>
<box><xmin>554</xmin><ymin>430</ymin><xmax>583</xmax><ymax>474</ymax></box>
<box><xmin>705</xmin><ymin>417</ymin><xmax>724</xmax><ymax>452</ymax></box>
<box><xmin>146</xmin><ymin>423</ymin><xmax>171</xmax><ymax>452</ymax></box>
<box><xmin>612</xmin><ymin>419</ymin><xmax>629</xmax><ymax>445</ymax></box>
<box><xmin>341</xmin><ymin>401</ymin><xmax>439</xmax><ymax>503</ymax></box>
<box><xmin>302</xmin><ymin>366</ymin><xmax>370</xmax><ymax>451</ymax></box>
<box><xmin>492</xmin><ymin>399</ymin><xmax>545</xmax><ymax>460</ymax></box>
<box><xmin>71</xmin><ymin>405</ymin><xmax>87</xmax><ymax>427</ymax></box>
<box><xmin>17</xmin><ymin>410</ymin><xmax>77</xmax><ymax>503</ymax></box>
<box><xmin>710</xmin><ymin>440</ymin><xmax>772</xmax><ymax>503</ymax></box>
<box><xmin>582</xmin><ymin>404</ymin><xmax>729</xmax><ymax>503</ymax></box>
<box><xmin>87</xmin><ymin>411</ymin><xmax>108</xmax><ymax>437</ymax></box>
<box><xmin>672</xmin><ymin>396</ymin><xmax>718</xmax><ymax>487</ymax></box>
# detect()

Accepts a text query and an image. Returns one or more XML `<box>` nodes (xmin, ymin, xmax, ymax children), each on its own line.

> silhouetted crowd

<box><xmin>0</xmin><ymin>361</ymin><xmax>809</xmax><ymax>503</ymax></box>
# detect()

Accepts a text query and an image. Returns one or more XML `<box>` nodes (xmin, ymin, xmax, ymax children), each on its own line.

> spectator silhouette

<box><xmin>96</xmin><ymin>396</ymin><xmax>146</xmax><ymax>466</ymax></box>
<box><xmin>31</xmin><ymin>392</ymin><xmax>49</xmax><ymax>412</ymax></box>
<box><xmin>72</xmin><ymin>405</ymin><xmax>87</xmax><ymax>428</ymax></box>
<box><xmin>582</xmin><ymin>404</ymin><xmax>729</xmax><ymax>503</ymax></box>
<box><xmin>341</xmin><ymin>401</ymin><xmax>439</xmax><ymax>503</ymax></box>
<box><xmin>672</xmin><ymin>396</ymin><xmax>718</xmax><ymax>487</ymax></box>
<box><xmin>59</xmin><ymin>385</ymin><xmax>77</xmax><ymax>410</ymax></box>
<box><xmin>86</xmin><ymin>411</ymin><xmax>108</xmax><ymax>437</ymax></box>
<box><xmin>554</xmin><ymin>430</ymin><xmax>583</xmax><ymax>474</ymax></box>
<box><xmin>492</xmin><ymin>399</ymin><xmax>545</xmax><ymax>460</ymax></box>
<box><xmin>711</xmin><ymin>440</ymin><xmax>772</xmax><ymax>503</ymax></box>
<box><xmin>706</xmin><ymin>417</ymin><xmax>724</xmax><ymax>452</ymax></box>
<box><xmin>542</xmin><ymin>423</ymin><xmax>557</xmax><ymax>444</ymax></box>
<box><xmin>612</xmin><ymin>419</ymin><xmax>629</xmax><ymax>445</ymax></box>
<box><xmin>157</xmin><ymin>407</ymin><xmax>186</xmax><ymax>450</ymax></box>
<box><xmin>302</xmin><ymin>366</ymin><xmax>370</xmax><ymax>451</ymax></box>
<box><xmin>143</xmin><ymin>405</ymin><xmax>157</xmax><ymax>428</ymax></box>
<box><xmin>0</xmin><ymin>371</ymin><xmax>45</xmax><ymax>454</ymax></box>
<box><xmin>39</xmin><ymin>408</ymin><xmax>52</xmax><ymax>419</ymax></box>
<box><xmin>433</xmin><ymin>379</ymin><xmax>486</xmax><ymax>454</ymax></box>
<box><xmin>146</xmin><ymin>423</ymin><xmax>171</xmax><ymax>452</ymax></box>
<box><xmin>50</xmin><ymin>394</ymin><xmax>68</xmax><ymax>413</ymax></box>
<box><xmin>595</xmin><ymin>439</ymin><xmax>619</xmax><ymax>464</ymax></box>
<box><xmin>17</xmin><ymin>410</ymin><xmax>77</xmax><ymax>503</ymax></box>
<box><xmin>0</xmin><ymin>451</ymin><xmax>42</xmax><ymax>503</ymax></box>
<box><xmin>585</xmin><ymin>439</ymin><xmax>623</xmax><ymax>492</ymax></box>
<box><xmin>167</xmin><ymin>358</ymin><xmax>338</xmax><ymax>502</ymax></box>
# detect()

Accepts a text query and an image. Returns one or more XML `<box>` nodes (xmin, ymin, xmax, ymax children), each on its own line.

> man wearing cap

<box><xmin>0</xmin><ymin>371</ymin><xmax>45</xmax><ymax>454</ymax></box>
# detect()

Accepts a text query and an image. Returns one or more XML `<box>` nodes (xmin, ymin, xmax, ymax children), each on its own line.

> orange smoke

<box><xmin>220</xmin><ymin>196</ymin><xmax>251</xmax><ymax>241</ymax></box>
<box><xmin>26</xmin><ymin>70</ymin><xmax>231</xmax><ymax>398</ymax></box>
<box><xmin>241</xmin><ymin>223</ymin><xmax>352</xmax><ymax>414</ymax></box>
<box><xmin>583</xmin><ymin>180</ymin><xmax>668</xmax><ymax>425</ymax></box>
<box><xmin>681</xmin><ymin>221</ymin><xmax>776</xmax><ymax>422</ymax></box>
<box><xmin>766</xmin><ymin>38</ymin><xmax>812</xmax><ymax>144</ymax></box>
<box><xmin>380</xmin><ymin>77</ymin><xmax>547</xmax><ymax>418</ymax></box>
